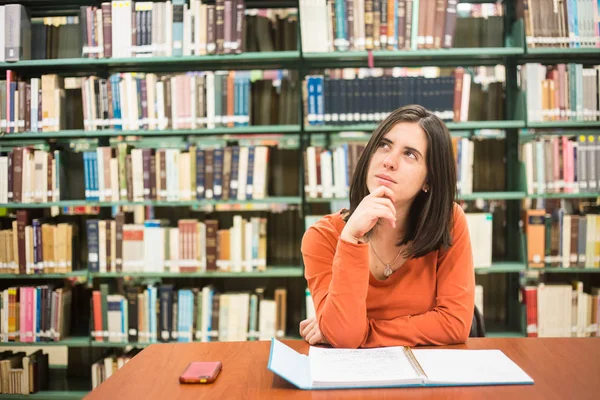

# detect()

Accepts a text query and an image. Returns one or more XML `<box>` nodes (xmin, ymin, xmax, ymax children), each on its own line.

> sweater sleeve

<box><xmin>359</xmin><ymin>206</ymin><xmax>476</xmax><ymax>348</ymax></box>
<box><xmin>301</xmin><ymin>217</ymin><xmax>371</xmax><ymax>348</ymax></box>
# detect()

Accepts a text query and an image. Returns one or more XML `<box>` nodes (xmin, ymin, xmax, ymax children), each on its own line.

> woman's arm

<box><xmin>302</xmin><ymin>220</ymin><xmax>371</xmax><ymax>348</ymax></box>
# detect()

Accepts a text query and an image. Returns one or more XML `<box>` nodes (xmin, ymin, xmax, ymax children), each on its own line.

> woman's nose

<box><xmin>383</xmin><ymin>156</ymin><xmax>397</xmax><ymax>171</ymax></box>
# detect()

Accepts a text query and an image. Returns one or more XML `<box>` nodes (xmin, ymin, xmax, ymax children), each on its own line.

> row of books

<box><xmin>303</xmin><ymin>137</ymin><xmax>504</xmax><ymax>200</ymax></box>
<box><xmin>87</xmin><ymin>215</ymin><xmax>267</xmax><ymax>273</ymax></box>
<box><xmin>0</xmin><ymin>148</ymin><xmax>63</xmax><ymax>204</ymax></box>
<box><xmin>0</xmin><ymin>350</ymin><xmax>49</xmax><ymax>395</ymax></box>
<box><xmin>0</xmin><ymin>145</ymin><xmax>271</xmax><ymax>204</ymax></box>
<box><xmin>92</xmin><ymin>348</ymin><xmax>140</xmax><ymax>390</ymax></box>
<box><xmin>0</xmin><ymin>70</ymin><xmax>299</xmax><ymax>134</ymax></box>
<box><xmin>91</xmin><ymin>284</ymin><xmax>287</xmax><ymax>344</ymax></box>
<box><xmin>525</xmin><ymin>208</ymin><xmax>600</xmax><ymax>269</ymax></box>
<box><xmin>522</xmin><ymin>63</ymin><xmax>600</xmax><ymax>122</ymax></box>
<box><xmin>299</xmin><ymin>0</ymin><xmax>504</xmax><ymax>52</ymax></box>
<box><xmin>0</xmin><ymin>2</ymin><xmax>298</xmax><ymax>62</ymax></box>
<box><xmin>521</xmin><ymin>135</ymin><xmax>600</xmax><ymax>195</ymax></box>
<box><xmin>0</xmin><ymin>213</ymin><xmax>78</xmax><ymax>275</ymax></box>
<box><xmin>0</xmin><ymin>286</ymin><xmax>72</xmax><ymax>343</ymax></box>
<box><xmin>84</xmin><ymin>145</ymin><xmax>270</xmax><ymax>202</ymax></box>
<box><xmin>522</xmin><ymin>283</ymin><xmax>600</xmax><ymax>338</ymax></box>
<box><xmin>521</xmin><ymin>0</ymin><xmax>600</xmax><ymax>49</ymax></box>
<box><xmin>304</xmin><ymin>67</ymin><xmax>504</xmax><ymax>125</ymax></box>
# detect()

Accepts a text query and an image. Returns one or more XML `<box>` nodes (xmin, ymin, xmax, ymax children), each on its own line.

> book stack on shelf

<box><xmin>0</xmin><ymin>0</ymin><xmax>599</xmax><ymax>397</ymax></box>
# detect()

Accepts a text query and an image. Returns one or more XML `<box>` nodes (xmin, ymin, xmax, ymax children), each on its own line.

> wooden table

<box><xmin>84</xmin><ymin>338</ymin><xmax>600</xmax><ymax>400</ymax></box>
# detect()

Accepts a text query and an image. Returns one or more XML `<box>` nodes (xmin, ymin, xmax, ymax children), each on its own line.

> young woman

<box><xmin>300</xmin><ymin>105</ymin><xmax>475</xmax><ymax>349</ymax></box>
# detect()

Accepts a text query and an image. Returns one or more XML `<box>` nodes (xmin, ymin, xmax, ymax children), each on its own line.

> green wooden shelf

<box><xmin>526</xmin><ymin>121</ymin><xmax>600</xmax><ymax>129</ymax></box>
<box><xmin>305</xmin><ymin>192</ymin><xmax>526</xmax><ymax>203</ymax></box>
<box><xmin>475</xmin><ymin>262</ymin><xmax>526</xmax><ymax>274</ymax></box>
<box><xmin>536</xmin><ymin>267</ymin><xmax>600</xmax><ymax>273</ymax></box>
<box><xmin>0</xmin><ymin>125</ymin><xmax>301</xmax><ymax>140</ymax></box>
<box><xmin>303</xmin><ymin>48</ymin><xmax>523</xmax><ymax>68</ymax></box>
<box><xmin>90</xmin><ymin>266</ymin><xmax>304</xmax><ymax>279</ymax></box>
<box><xmin>446</xmin><ymin>121</ymin><xmax>526</xmax><ymax>130</ymax></box>
<box><xmin>90</xmin><ymin>341</ymin><xmax>151</xmax><ymax>348</ymax></box>
<box><xmin>458</xmin><ymin>191</ymin><xmax>526</xmax><ymax>201</ymax></box>
<box><xmin>0</xmin><ymin>271</ymin><xmax>87</xmax><ymax>279</ymax></box>
<box><xmin>0</xmin><ymin>197</ymin><xmax>302</xmax><ymax>209</ymax></box>
<box><xmin>0</xmin><ymin>51</ymin><xmax>301</xmax><ymax>73</ymax></box>
<box><xmin>485</xmin><ymin>331</ymin><xmax>526</xmax><ymax>338</ymax></box>
<box><xmin>304</xmin><ymin>120</ymin><xmax>525</xmax><ymax>133</ymax></box>
<box><xmin>526</xmin><ymin>192</ymin><xmax>599</xmax><ymax>199</ymax></box>
<box><xmin>18</xmin><ymin>391</ymin><xmax>89</xmax><ymax>399</ymax></box>
<box><xmin>0</xmin><ymin>337</ymin><xmax>90</xmax><ymax>347</ymax></box>
<box><xmin>521</xmin><ymin>47</ymin><xmax>600</xmax><ymax>63</ymax></box>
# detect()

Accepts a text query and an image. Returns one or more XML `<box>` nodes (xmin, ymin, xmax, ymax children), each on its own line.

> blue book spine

<box><xmin>307</xmin><ymin>76</ymin><xmax>316</xmax><ymax>126</ymax></box>
<box><xmin>32</xmin><ymin>219</ymin><xmax>40</xmax><ymax>272</ymax></box>
<box><xmin>9</xmin><ymin>82</ymin><xmax>16</xmax><ymax>133</ymax></box>
<box><xmin>246</xmin><ymin>146</ymin><xmax>255</xmax><ymax>200</ymax></box>
<box><xmin>316</xmin><ymin>76</ymin><xmax>324</xmax><ymax>125</ymax></box>
<box><xmin>36</xmin><ymin>287</ymin><xmax>41</xmax><ymax>342</ymax></box>
<box><xmin>196</xmin><ymin>148</ymin><xmax>205</xmax><ymax>200</ymax></box>
<box><xmin>111</xmin><ymin>74</ymin><xmax>123</xmax><ymax>130</ymax></box>
<box><xmin>120</xmin><ymin>298</ymin><xmax>126</xmax><ymax>342</ymax></box>
<box><xmin>83</xmin><ymin>152</ymin><xmax>91</xmax><ymax>200</ymax></box>
<box><xmin>229</xmin><ymin>146</ymin><xmax>240</xmax><ymax>199</ymax></box>
<box><xmin>567</xmin><ymin>0</ymin><xmax>578</xmax><ymax>48</ymax></box>
<box><xmin>213</xmin><ymin>148</ymin><xmax>224</xmax><ymax>200</ymax></box>
<box><xmin>334</xmin><ymin>0</ymin><xmax>347</xmax><ymax>51</ymax></box>
<box><xmin>172</xmin><ymin>0</ymin><xmax>185</xmax><ymax>56</ymax></box>
<box><xmin>93</xmin><ymin>149</ymin><xmax>100</xmax><ymax>200</ymax></box>
<box><xmin>151</xmin><ymin>286</ymin><xmax>158</xmax><ymax>342</ymax></box>
<box><xmin>234</xmin><ymin>75</ymin><xmax>241</xmax><ymax>127</ymax></box>
<box><xmin>87</xmin><ymin>220</ymin><xmax>100</xmax><ymax>273</ymax></box>
<box><xmin>243</xmin><ymin>74</ymin><xmax>251</xmax><ymax>126</ymax></box>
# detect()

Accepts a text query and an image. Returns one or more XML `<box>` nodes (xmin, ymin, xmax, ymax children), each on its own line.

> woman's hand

<box><xmin>340</xmin><ymin>185</ymin><xmax>396</xmax><ymax>244</ymax></box>
<box><xmin>299</xmin><ymin>317</ymin><xmax>329</xmax><ymax>345</ymax></box>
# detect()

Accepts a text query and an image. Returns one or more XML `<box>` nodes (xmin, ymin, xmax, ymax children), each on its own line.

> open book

<box><xmin>268</xmin><ymin>339</ymin><xmax>534</xmax><ymax>390</ymax></box>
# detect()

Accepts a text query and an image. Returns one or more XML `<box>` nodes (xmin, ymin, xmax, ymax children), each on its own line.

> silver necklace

<box><xmin>369</xmin><ymin>241</ymin><xmax>403</xmax><ymax>277</ymax></box>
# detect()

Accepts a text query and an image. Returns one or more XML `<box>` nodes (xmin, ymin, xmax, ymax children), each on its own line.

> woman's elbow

<box><xmin>321</xmin><ymin>324</ymin><xmax>365</xmax><ymax>349</ymax></box>
<box><xmin>445</xmin><ymin>316</ymin><xmax>471</xmax><ymax>344</ymax></box>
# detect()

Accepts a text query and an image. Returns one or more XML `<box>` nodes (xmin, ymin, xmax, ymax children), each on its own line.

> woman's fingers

<box><xmin>372</xmin><ymin>197</ymin><xmax>397</xmax><ymax>220</ymax></box>
<box><xmin>301</xmin><ymin>318</ymin><xmax>317</xmax><ymax>338</ymax></box>
<box><xmin>299</xmin><ymin>318</ymin><xmax>313</xmax><ymax>337</ymax></box>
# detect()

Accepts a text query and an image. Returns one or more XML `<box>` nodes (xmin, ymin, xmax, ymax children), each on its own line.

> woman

<box><xmin>300</xmin><ymin>104</ymin><xmax>475</xmax><ymax>349</ymax></box>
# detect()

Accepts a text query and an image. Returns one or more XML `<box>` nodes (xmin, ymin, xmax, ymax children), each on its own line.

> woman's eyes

<box><xmin>404</xmin><ymin>151</ymin><xmax>417</xmax><ymax>160</ymax></box>
<box><xmin>378</xmin><ymin>142</ymin><xmax>418</xmax><ymax>160</ymax></box>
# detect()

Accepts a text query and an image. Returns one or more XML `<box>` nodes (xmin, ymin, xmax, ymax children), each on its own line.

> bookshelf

<box><xmin>0</xmin><ymin>0</ymin><xmax>600</xmax><ymax>397</ymax></box>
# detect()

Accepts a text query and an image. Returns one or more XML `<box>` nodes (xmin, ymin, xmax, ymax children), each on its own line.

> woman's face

<box><xmin>366</xmin><ymin>122</ymin><xmax>429</xmax><ymax>206</ymax></box>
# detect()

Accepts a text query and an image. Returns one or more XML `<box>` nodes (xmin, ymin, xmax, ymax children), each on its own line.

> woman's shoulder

<box><xmin>301</xmin><ymin>210</ymin><xmax>346</xmax><ymax>251</ymax></box>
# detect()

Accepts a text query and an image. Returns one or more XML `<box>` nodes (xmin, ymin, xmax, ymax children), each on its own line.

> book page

<box><xmin>412</xmin><ymin>349</ymin><xmax>534</xmax><ymax>385</ymax></box>
<box><xmin>309</xmin><ymin>345</ymin><xmax>422</xmax><ymax>388</ymax></box>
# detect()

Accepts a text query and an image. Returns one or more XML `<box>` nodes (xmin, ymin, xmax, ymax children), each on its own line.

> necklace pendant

<box><xmin>383</xmin><ymin>264</ymin><xmax>393</xmax><ymax>277</ymax></box>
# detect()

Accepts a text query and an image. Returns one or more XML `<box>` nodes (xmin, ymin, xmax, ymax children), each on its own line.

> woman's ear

<box><xmin>422</xmin><ymin>184</ymin><xmax>429</xmax><ymax>193</ymax></box>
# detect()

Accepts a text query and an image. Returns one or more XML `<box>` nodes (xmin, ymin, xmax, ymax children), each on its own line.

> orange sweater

<box><xmin>301</xmin><ymin>203</ymin><xmax>475</xmax><ymax>349</ymax></box>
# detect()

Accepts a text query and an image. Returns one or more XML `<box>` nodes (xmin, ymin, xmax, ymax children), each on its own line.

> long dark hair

<box><xmin>342</xmin><ymin>105</ymin><xmax>457</xmax><ymax>258</ymax></box>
